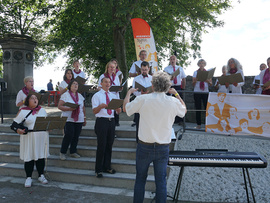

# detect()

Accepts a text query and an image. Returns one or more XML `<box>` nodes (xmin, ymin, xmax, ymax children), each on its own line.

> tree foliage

<box><xmin>0</xmin><ymin>0</ymin><xmax>58</xmax><ymax>66</ymax></box>
<box><xmin>48</xmin><ymin>0</ymin><xmax>233</xmax><ymax>80</ymax></box>
<box><xmin>0</xmin><ymin>0</ymin><xmax>234</xmax><ymax>81</ymax></box>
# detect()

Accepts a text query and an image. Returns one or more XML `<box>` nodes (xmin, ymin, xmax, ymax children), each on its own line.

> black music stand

<box><xmin>33</xmin><ymin>117</ymin><xmax>67</xmax><ymax>131</ymax></box>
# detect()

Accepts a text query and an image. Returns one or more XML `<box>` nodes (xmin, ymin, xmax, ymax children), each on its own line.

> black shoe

<box><xmin>104</xmin><ymin>168</ymin><xmax>116</xmax><ymax>174</ymax></box>
<box><xmin>131</xmin><ymin>122</ymin><xmax>136</xmax><ymax>127</ymax></box>
<box><xmin>115</xmin><ymin>123</ymin><xmax>120</xmax><ymax>126</ymax></box>
<box><xmin>96</xmin><ymin>172</ymin><xmax>103</xmax><ymax>178</ymax></box>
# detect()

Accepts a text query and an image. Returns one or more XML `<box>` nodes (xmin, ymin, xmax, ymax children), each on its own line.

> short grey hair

<box><xmin>151</xmin><ymin>71</ymin><xmax>171</xmax><ymax>92</ymax></box>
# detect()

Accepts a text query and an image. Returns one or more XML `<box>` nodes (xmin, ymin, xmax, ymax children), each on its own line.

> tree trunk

<box><xmin>113</xmin><ymin>26</ymin><xmax>128</xmax><ymax>98</ymax></box>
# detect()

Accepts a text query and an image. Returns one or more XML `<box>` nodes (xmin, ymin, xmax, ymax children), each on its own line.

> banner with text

<box><xmin>206</xmin><ymin>92</ymin><xmax>270</xmax><ymax>138</ymax></box>
<box><xmin>131</xmin><ymin>18</ymin><xmax>158</xmax><ymax>72</ymax></box>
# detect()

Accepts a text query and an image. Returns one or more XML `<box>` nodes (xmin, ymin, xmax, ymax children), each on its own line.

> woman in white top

<box><xmin>192</xmin><ymin>59</ymin><xmax>212</xmax><ymax>129</ymax></box>
<box><xmin>13</xmin><ymin>94</ymin><xmax>49</xmax><ymax>187</ymax></box>
<box><xmin>72</xmin><ymin>60</ymin><xmax>86</xmax><ymax>79</ymax></box>
<box><xmin>225</xmin><ymin>58</ymin><xmax>245</xmax><ymax>94</ymax></box>
<box><xmin>59</xmin><ymin>69</ymin><xmax>74</xmax><ymax>95</ymax></box>
<box><xmin>58</xmin><ymin>79</ymin><xmax>86</xmax><ymax>160</ymax></box>
<box><xmin>110</xmin><ymin>58</ymin><xmax>123</xmax><ymax>84</ymax></box>
<box><xmin>215</xmin><ymin>65</ymin><xmax>228</xmax><ymax>93</ymax></box>
<box><xmin>98</xmin><ymin>61</ymin><xmax>121</xmax><ymax>126</ymax></box>
<box><xmin>16</xmin><ymin>76</ymin><xmax>35</xmax><ymax>108</ymax></box>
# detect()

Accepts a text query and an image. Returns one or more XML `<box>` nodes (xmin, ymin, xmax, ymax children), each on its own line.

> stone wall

<box><xmin>183</xmin><ymin>75</ymin><xmax>256</xmax><ymax>123</ymax></box>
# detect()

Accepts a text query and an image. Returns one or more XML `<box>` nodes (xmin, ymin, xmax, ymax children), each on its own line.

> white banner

<box><xmin>206</xmin><ymin>92</ymin><xmax>270</xmax><ymax>138</ymax></box>
<box><xmin>131</xmin><ymin>18</ymin><xmax>158</xmax><ymax>72</ymax></box>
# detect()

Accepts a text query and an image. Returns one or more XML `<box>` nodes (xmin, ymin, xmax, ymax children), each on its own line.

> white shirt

<box><xmin>14</xmin><ymin>108</ymin><xmax>47</xmax><ymax>130</ymax></box>
<box><xmin>73</xmin><ymin>70</ymin><xmax>86</xmax><ymax>79</ymax></box>
<box><xmin>253</xmin><ymin>75</ymin><xmax>262</xmax><ymax>94</ymax></box>
<box><xmin>215</xmin><ymin>79</ymin><xmax>228</xmax><ymax>93</ymax></box>
<box><xmin>16</xmin><ymin>90</ymin><xmax>27</xmax><ymax>107</ymax></box>
<box><xmin>132</xmin><ymin>74</ymin><xmax>152</xmax><ymax>96</ymax></box>
<box><xmin>98</xmin><ymin>74</ymin><xmax>120</xmax><ymax>99</ymax></box>
<box><xmin>91</xmin><ymin>89</ymin><xmax>117</xmax><ymax>118</ymax></box>
<box><xmin>226</xmin><ymin>69</ymin><xmax>245</xmax><ymax>94</ymax></box>
<box><xmin>60</xmin><ymin>91</ymin><xmax>85</xmax><ymax>122</ymax></box>
<box><xmin>129</xmin><ymin>60</ymin><xmax>154</xmax><ymax>75</ymax></box>
<box><xmin>16</xmin><ymin>89</ymin><xmax>37</xmax><ymax>108</ymax></box>
<box><xmin>164</xmin><ymin>65</ymin><xmax>186</xmax><ymax>86</ymax></box>
<box><xmin>59</xmin><ymin>80</ymin><xmax>69</xmax><ymax>90</ymax></box>
<box><xmin>125</xmin><ymin>92</ymin><xmax>186</xmax><ymax>144</ymax></box>
<box><xmin>129</xmin><ymin>60</ymin><xmax>144</xmax><ymax>74</ymax></box>
<box><xmin>193</xmin><ymin>70</ymin><xmax>209</xmax><ymax>92</ymax></box>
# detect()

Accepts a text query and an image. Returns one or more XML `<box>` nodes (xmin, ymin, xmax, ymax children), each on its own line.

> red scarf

<box><xmin>74</xmin><ymin>69</ymin><xmax>81</xmax><ymax>74</ymax></box>
<box><xmin>104</xmin><ymin>73</ymin><xmax>116</xmax><ymax>85</ymax></box>
<box><xmin>21</xmin><ymin>105</ymin><xmax>41</xmax><ymax>115</ymax></box>
<box><xmin>65</xmin><ymin>79</ymin><xmax>71</xmax><ymax>84</ymax></box>
<box><xmin>263</xmin><ymin>68</ymin><xmax>270</xmax><ymax>84</ymax></box>
<box><xmin>262</xmin><ymin>68</ymin><xmax>270</xmax><ymax>95</ymax></box>
<box><xmin>69</xmin><ymin>90</ymin><xmax>80</xmax><ymax>122</ymax></box>
<box><xmin>229</xmin><ymin>68</ymin><xmax>237</xmax><ymax>74</ymax></box>
<box><xmin>22</xmin><ymin>86</ymin><xmax>35</xmax><ymax>96</ymax></box>
<box><xmin>198</xmin><ymin>68</ymin><xmax>206</xmax><ymax>90</ymax></box>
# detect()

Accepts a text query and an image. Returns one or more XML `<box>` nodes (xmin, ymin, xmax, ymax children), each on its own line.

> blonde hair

<box><xmin>104</xmin><ymin>61</ymin><xmax>116</xmax><ymax>74</ymax></box>
<box><xmin>24</xmin><ymin>76</ymin><xmax>33</xmax><ymax>84</ymax></box>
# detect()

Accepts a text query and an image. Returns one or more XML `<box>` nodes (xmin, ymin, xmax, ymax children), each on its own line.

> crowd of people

<box><xmin>11</xmin><ymin>50</ymin><xmax>270</xmax><ymax>202</ymax></box>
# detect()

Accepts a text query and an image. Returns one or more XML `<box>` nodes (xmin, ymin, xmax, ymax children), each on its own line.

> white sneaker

<box><xmin>70</xmin><ymin>153</ymin><xmax>81</xmax><ymax>158</ymax></box>
<box><xmin>38</xmin><ymin>174</ymin><xmax>48</xmax><ymax>184</ymax></box>
<box><xmin>25</xmin><ymin>177</ymin><xmax>32</xmax><ymax>188</ymax></box>
<box><xmin>60</xmin><ymin>153</ymin><xmax>66</xmax><ymax>160</ymax></box>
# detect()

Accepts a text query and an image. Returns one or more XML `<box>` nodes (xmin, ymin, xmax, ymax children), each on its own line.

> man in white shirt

<box><xmin>91</xmin><ymin>77</ymin><xmax>121</xmax><ymax>178</ymax></box>
<box><xmin>132</xmin><ymin>61</ymin><xmax>152</xmax><ymax>142</ymax></box>
<box><xmin>129</xmin><ymin>50</ymin><xmax>148</xmax><ymax>77</ymax></box>
<box><xmin>72</xmin><ymin>60</ymin><xmax>86</xmax><ymax>79</ymax></box>
<box><xmin>164</xmin><ymin>55</ymin><xmax>186</xmax><ymax>124</ymax></box>
<box><xmin>123</xmin><ymin>71</ymin><xmax>187</xmax><ymax>203</ymax></box>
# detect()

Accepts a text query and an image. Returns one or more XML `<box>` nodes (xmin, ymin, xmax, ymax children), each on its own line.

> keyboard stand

<box><xmin>172</xmin><ymin>166</ymin><xmax>256</xmax><ymax>203</ymax></box>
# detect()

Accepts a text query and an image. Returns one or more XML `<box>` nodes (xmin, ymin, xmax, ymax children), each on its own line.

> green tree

<box><xmin>0</xmin><ymin>0</ymin><xmax>58</xmax><ymax>66</ymax></box>
<box><xmin>48</xmin><ymin>0</ymin><xmax>233</xmax><ymax>84</ymax></box>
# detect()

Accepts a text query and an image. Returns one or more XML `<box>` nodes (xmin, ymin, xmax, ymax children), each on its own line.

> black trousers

<box><xmin>94</xmin><ymin>118</ymin><xmax>115</xmax><ymax>173</ymax></box>
<box><xmin>114</xmin><ymin>111</ymin><xmax>119</xmax><ymax>125</ymax></box>
<box><xmin>194</xmin><ymin>93</ymin><xmax>208</xmax><ymax>125</ymax></box>
<box><xmin>24</xmin><ymin>159</ymin><xmax>45</xmax><ymax>177</ymax></box>
<box><xmin>134</xmin><ymin>113</ymin><xmax>140</xmax><ymax>143</ymax></box>
<box><xmin>60</xmin><ymin>122</ymin><xmax>83</xmax><ymax>154</ymax></box>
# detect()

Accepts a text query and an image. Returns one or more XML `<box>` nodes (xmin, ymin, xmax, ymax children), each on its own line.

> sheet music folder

<box><xmin>196</xmin><ymin>67</ymin><xmax>216</xmax><ymax>82</ymax></box>
<box><xmin>33</xmin><ymin>117</ymin><xmax>67</xmax><ymax>131</ymax></box>
<box><xmin>171</xmin><ymin>68</ymin><xmax>180</xmax><ymax>77</ymax></box>
<box><xmin>105</xmin><ymin>99</ymin><xmax>123</xmax><ymax>110</ymax></box>
<box><xmin>64</xmin><ymin>102</ymin><xmax>79</xmax><ymax>109</ymax></box>
<box><xmin>135</xmin><ymin>82</ymin><xmax>153</xmax><ymax>93</ymax></box>
<box><xmin>218</xmin><ymin>73</ymin><xmax>244</xmax><ymax>85</ymax></box>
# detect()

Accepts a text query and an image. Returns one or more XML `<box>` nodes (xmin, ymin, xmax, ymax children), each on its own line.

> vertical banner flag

<box><xmin>206</xmin><ymin>92</ymin><xmax>270</xmax><ymax>138</ymax></box>
<box><xmin>131</xmin><ymin>18</ymin><xmax>158</xmax><ymax>72</ymax></box>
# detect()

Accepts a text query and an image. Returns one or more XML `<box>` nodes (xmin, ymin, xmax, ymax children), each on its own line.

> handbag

<box><xmin>10</xmin><ymin>110</ymin><xmax>33</xmax><ymax>134</ymax></box>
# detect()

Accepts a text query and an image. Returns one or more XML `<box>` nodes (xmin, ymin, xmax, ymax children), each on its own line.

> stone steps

<box><xmin>0</xmin><ymin>124</ymin><xmax>172</xmax><ymax>192</ymax></box>
<box><xmin>0</xmin><ymin>162</ymin><xmax>155</xmax><ymax>190</ymax></box>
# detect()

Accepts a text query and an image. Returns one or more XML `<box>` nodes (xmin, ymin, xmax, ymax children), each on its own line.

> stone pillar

<box><xmin>0</xmin><ymin>34</ymin><xmax>37</xmax><ymax>114</ymax></box>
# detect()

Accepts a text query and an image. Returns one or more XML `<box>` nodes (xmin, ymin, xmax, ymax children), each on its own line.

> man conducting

<box><xmin>123</xmin><ymin>71</ymin><xmax>187</xmax><ymax>203</ymax></box>
<box><xmin>92</xmin><ymin>77</ymin><xmax>121</xmax><ymax>178</ymax></box>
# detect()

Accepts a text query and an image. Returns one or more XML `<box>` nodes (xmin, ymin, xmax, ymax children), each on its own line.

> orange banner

<box><xmin>131</xmin><ymin>18</ymin><xmax>158</xmax><ymax>72</ymax></box>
